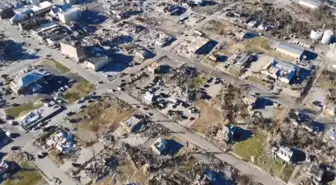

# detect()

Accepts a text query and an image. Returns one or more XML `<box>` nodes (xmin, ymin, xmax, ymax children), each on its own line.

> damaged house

<box><xmin>46</xmin><ymin>130</ymin><xmax>76</xmax><ymax>153</ymax></box>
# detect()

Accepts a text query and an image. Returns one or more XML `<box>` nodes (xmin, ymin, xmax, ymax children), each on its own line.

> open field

<box><xmin>315</xmin><ymin>70</ymin><xmax>336</xmax><ymax>89</ymax></box>
<box><xmin>75</xmin><ymin>99</ymin><xmax>135</xmax><ymax>142</ymax></box>
<box><xmin>5</xmin><ymin>101</ymin><xmax>43</xmax><ymax>118</ymax></box>
<box><xmin>43</xmin><ymin>60</ymin><xmax>70</xmax><ymax>74</ymax></box>
<box><xmin>219</xmin><ymin>37</ymin><xmax>293</xmax><ymax>61</ymax></box>
<box><xmin>191</xmin><ymin>100</ymin><xmax>223</xmax><ymax>135</ymax></box>
<box><xmin>64</xmin><ymin>79</ymin><xmax>95</xmax><ymax>103</ymax></box>
<box><xmin>233</xmin><ymin>131</ymin><xmax>294</xmax><ymax>182</ymax></box>
<box><xmin>201</xmin><ymin>20</ymin><xmax>240</xmax><ymax>36</ymax></box>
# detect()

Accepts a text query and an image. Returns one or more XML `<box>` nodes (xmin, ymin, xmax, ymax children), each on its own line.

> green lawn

<box><xmin>5</xmin><ymin>102</ymin><xmax>43</xmax><ymax>118</ymax></box>
<box><xmin>233</xmin><ymin>131</ymin><xmax>294</xmax><ymax>182</ymax></box>
<box><xmin>3</xmin><ymin>162</ymin><xmax>45</xmax><ymax>185</ymax></box>
<box><xmin>64</xmin><ymin>79</ymin><xmax>95</xmax><ymax>103</ymax></box>
<box><xmin>191</xmin><ymin>74</ymin><xmax>208</xmax><ymax>89</ymax></box>
<box><xmin>43</xmin><ymin>60</ymin><xmax>70</xmax><ymax>74</ymax></box>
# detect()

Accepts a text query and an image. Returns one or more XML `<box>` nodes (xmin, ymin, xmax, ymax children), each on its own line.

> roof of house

<box><xmin>278</xmin><ymin>146</ymin><xmax>293</xmax><ymax>156</ymax></box>
<box><xmin>272</xmin><ymin>59</ymin><xmax>296</xmax><ymax>71</ymax></box>
<box><xmin>299</xmin><ymin>0</ymin><xmax>321</xmax><ymax>7</ymax></box>
<box><xmin>277</xmin><ymin>43</ymin><xmax>305</xmax><ymax>57</ymax></box>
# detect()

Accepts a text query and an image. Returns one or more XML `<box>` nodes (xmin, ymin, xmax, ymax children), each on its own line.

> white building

<box><xmin>298</xmin><ymin>0</ymin><xmax>321</xmax><ymax>9</ymax></box>
<box><xmin>276</xmin><ymin>147</ymin><xmax>293</xmax><ymax>163</ymax></box>
<box><xmin>58</xmin><ymin>7</ymin><xmax>81</xmax><ymax>24</ymax></box>
<box><xmin>321</xmin><ymin>30</ymin><xmax>334</xmax><ymax>44</ymax></box>
<box><xmin>32</xmin><ymin>1</ymin><xmax>53</xmax><ymax>15</ymax></box>
<box><xmin>192</xmin><ymin>0</ymin><xmax>205</xmax><ymax>5</ymax></box>
<box><xmin>310</xmin><ymin>29</ymin><xmax>324</xmax><ymax>41</ymax></box>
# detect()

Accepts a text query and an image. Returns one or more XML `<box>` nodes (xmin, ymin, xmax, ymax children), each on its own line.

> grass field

<box><xmin>219</xmin><ymin>37</ymin><xmax>293</xmax><ymax>61</ymax></box>
<box><xmin>5</xmin><ymin>102</ymin><xmax>43</xmax><ymax>118</ymax></box>
<box><xmin>64</xmin><ymin>79</ymin><xmax>95</xmax><ymax>103</ymax></box>
<box><xmin>191</xmin><ymin>74</ymin><xmax>209</xmax><ymax>89</ymax></box>
<box><xmin>233</xmin><ymin>131</ymin><xmax>294</xmax><ymax>182</ymax></box>
<box><xmin>75</xmin><ymin>99</ymin><xmax>134</xmax><ymax>142</ymax></box>
<box><xmin>191</xmin><ymin>100</ymin><xmax>223</xmax><ymax>135</ymax></box>
<box><xmin>43</xmin><ymin>60</ymin><xmax>70</xmax><ymax>74</ymax></box>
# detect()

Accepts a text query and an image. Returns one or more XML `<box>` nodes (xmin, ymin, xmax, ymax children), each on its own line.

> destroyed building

<box><xmin>18</xmin><ymin>17</ymin><xmax>47</xmax><ymax>30</ymax></box>
<box><xmin>151</xmin><ymin>138</ymin><xmax>183</xmax><ymax>156</ymax></box>
<box><xmin>309</xmin><ymin>165</ymin><xmax>325</xmax><ymax>185</ymax></box>
<box><xmin>46</xmin><ymin>130</ymin><xmax>76</xmax><ymax>153</ymax></box>
<box><xmin>261</xmin><ymin>59</ymin><xmax>300</xmax><ymax>84</ymax></box>
<box><xmin>276</xmin><ymin>146</ymin><xmax>293</xmax><ymax>163</ymax></box>
<box><xmin>120</xmin><ymin>114</ymin><xmax>144</xmax><ymax>133</ymax></box>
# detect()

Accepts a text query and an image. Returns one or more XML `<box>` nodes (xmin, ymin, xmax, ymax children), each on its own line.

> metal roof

<box><xmin>277</xmin><ymin>43</ymin><xmax>305</xmax><ymax>57</ymax></box>
<box><xmin>299</xmin><ymin>0</ymin><xmax>321</xmax><ymax>7</ymax></box>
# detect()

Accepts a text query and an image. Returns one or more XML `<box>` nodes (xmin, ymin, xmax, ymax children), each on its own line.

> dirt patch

<box><xmin>233</xmin><ymin>130</ymin><xmax>294</xmax><ymax>183</ymax></box>
<box><xmin>64</xmin><ymin>79</ymin><xmax>95</xmax><ymax>103</ymax></box>
<box><xmin>201</xmin><ymin>20</ymin><xmax>240</xmax><ymax>36</ymax></box>
<box><xmin>219</xmin><ymin>37</ymin><xmax>293</xmax><ymax>61</ymax></box>
<box><xmin>76</xmin><ymin>99</ymin><xmax>135</xmax><ymax>143</ymax></box>
<box><xmin>191</xmin><ymin>100</ymin><xmax>224</xmax><ymax>135</ymax></box>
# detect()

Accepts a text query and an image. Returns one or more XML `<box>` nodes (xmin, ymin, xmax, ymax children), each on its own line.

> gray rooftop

<box><xmin>277</xmin><ymin>43</ymin><xmax>305</xmax><ymax>56</ymax></box>
<box><xmin>299</xmin><ymin>0</ymin><xmax>321</xmax><ymax>7</ymax></box>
